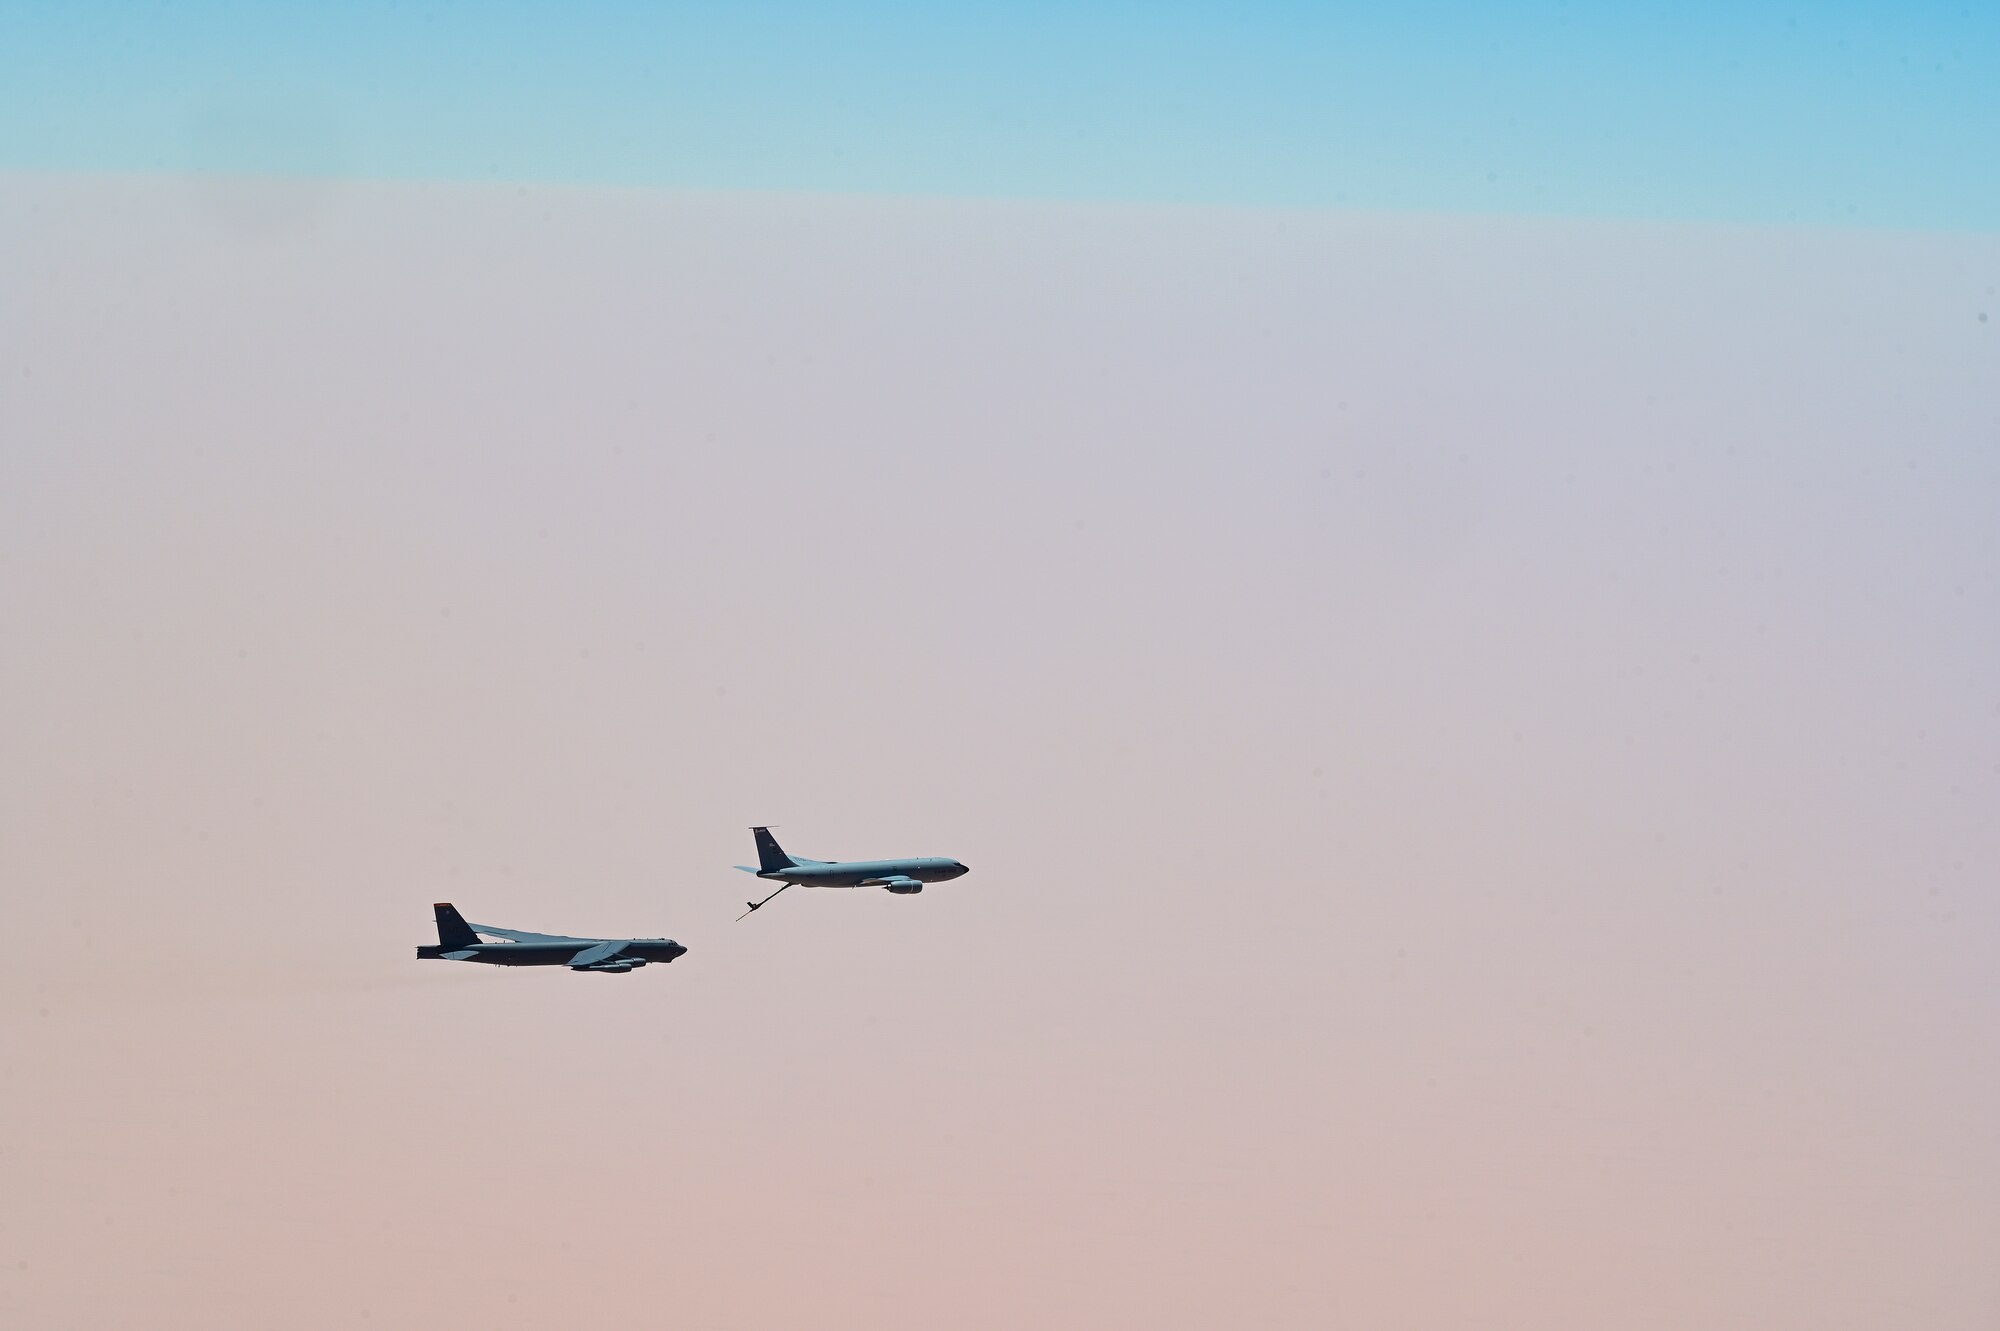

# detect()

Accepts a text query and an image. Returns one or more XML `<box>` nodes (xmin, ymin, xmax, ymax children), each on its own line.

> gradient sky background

<box><xmin>5</xmin><ymin>2</ymin><xmax>2000</xmax><ymax>226</ymax></box>
<box><xmin>4</xmin><ymin>6</ymin><xmax>1999</xmax><ymax>1330</ymax></box>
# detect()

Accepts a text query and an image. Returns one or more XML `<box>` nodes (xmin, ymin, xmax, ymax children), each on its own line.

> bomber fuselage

<box><xmin>415</xmin><ymin>938</ymin><xmax>687</xmax><ymax>966</ymax></box>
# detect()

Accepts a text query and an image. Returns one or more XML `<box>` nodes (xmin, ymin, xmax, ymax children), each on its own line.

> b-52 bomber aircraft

<box><xmin>416</xmin><ymin>903</ymin><xmax>687</xmax><ymax>974</ymax></box>
<box><xmin>736</xmin><ymin>826</ymin><xmax>970</xmax><ymax>919</ymax></box>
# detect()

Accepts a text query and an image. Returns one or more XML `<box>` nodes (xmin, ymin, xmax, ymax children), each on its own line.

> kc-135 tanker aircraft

<box><xmin>413</xmin><ymin>826</ymin><xmax>971</xmax><ymax>971</ymax></box>
<box><xmin>735</xmin><ymin>826</ymin><xmax>971</xmax><ymax>919</ymax></box>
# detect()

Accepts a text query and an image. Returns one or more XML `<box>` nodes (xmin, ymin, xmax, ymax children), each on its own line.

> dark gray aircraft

<box><xmin>736</xmin><ymin>826</ymin><xmax>970</xmax><ymax>918</ymax></box>
<box><xmin>416</xmin><ymin>903</ymin><xmax>687</xmax><ymax>974</ymax></box>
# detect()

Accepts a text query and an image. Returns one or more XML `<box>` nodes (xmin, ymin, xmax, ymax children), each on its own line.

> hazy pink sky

<box><xmin>2</xmin><ymin>174</ymin><xmax>1996</xmax><ymax>1329</ymax></box>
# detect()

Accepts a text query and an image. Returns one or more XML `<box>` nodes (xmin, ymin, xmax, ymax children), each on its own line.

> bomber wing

<box><xmin>466</xmin><ymin>922</ymin><xmax>589</xmax><ymax>944</ymax></box>
<box><xmin>566</xmin><ymin>940</ymin><xmax>630</xmax><ymax>968</ymax></box>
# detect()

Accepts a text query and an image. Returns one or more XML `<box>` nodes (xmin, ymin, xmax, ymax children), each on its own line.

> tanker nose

<box><xmin>955</xmin><ymin>861</ymin><xmax>971</xmax><ymax>877</ymax></box>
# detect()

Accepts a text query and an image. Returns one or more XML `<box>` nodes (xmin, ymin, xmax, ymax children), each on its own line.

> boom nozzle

<box><xmin>736</xmin><ymin>880</ymin><xmax>793</xmax><ymax>921</ymax></box>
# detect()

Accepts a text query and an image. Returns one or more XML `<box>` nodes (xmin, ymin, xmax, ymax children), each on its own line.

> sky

<box><xmin>3</xmin><ymin>6</ymin><xmax>1999</xmax><ymax>1330</ymax></box>
<box><xmin>4</xmin><ymin>2</ymin><xmax>2000</xmax><ymax>226</ymax></box>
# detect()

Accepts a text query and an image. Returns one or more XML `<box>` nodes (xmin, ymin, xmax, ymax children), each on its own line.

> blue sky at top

<box><xmin>5</xmin><ymin>1</ymin><xmax>1997</xmax><ymax>227</ymax></box>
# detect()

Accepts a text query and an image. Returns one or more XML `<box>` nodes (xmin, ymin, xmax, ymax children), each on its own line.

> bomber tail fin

<box><xmin>750</xmin><ymin>826</ymin><xmax>796</xmax><ymax>874</ymax></box>
<box><xmin>433</xmin><ymin>903</ymin><xmax>480</xmax><ymax>951</ymax></box>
